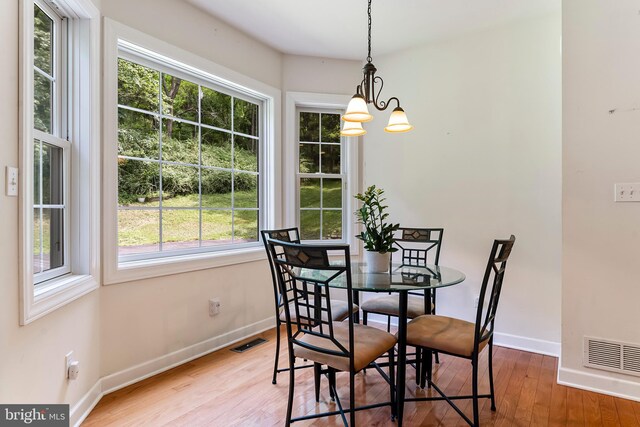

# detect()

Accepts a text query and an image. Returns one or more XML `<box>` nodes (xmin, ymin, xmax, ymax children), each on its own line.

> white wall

<box><xmin>0</xmin><ymin>0</ymin><xmax>102</xmax><ymax>410</ymax></box>
<box><xmin>560</xmin><ymin>0</ymin><xmax>640</xmax><ymax>400</ymax></box>
<box><xmin>362</xmin><ymin>13</ymin><xmax>562</xmax><ymax>353</ymax></box>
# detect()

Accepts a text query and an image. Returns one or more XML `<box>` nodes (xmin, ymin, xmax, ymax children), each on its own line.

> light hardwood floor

<box><xmin>83</xmin><ymin>327</ymin><xmax>640</xmax><ymax>426</ymax></box>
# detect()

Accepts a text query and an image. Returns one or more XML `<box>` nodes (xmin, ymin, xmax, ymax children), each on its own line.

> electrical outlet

<box><xmin>474</xmin><ymin>297</ymin><xmax>480</xmax><ymax>308</ymax></box>
<box><xmin>209</xmin><ymin>298</ymin><xmax>221</xmax><ymax>317</ymax></box>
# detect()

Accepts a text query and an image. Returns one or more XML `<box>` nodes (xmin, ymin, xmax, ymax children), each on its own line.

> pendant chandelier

<box><xmin>341</xmin><ymin>0</ymin><xmax>414</xmax><ymax>136</ymax></box>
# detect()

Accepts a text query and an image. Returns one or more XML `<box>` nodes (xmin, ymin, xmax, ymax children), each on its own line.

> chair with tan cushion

<box><xmin>261</xmin><ymin>228</ymin><xmax>359</xmax><ymax>385</ymax></box>
<box><xmin>402</xmin><ymin>235</ymin><xmax>516</xmax><ymax>427</ymax></box>
<box><xmin>267</xmin><ymin>238</ymin><xmax>397</xmax><ymax>426</ymax></box>
<box><xmin>362</xmin><ymin>227</ymin><xmax>444</xmax><ymax>330</ymax></box>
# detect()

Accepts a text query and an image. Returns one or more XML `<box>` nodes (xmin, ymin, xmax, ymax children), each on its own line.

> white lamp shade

<box><xmin>384</xmin><ymin>107</ymin><xmax>414</xmax><ymax>133</ymax></box>
<box><xmin>342</xmin><ymin>94</ymin><xmax>373</xmax><ymax>122</ymax></box>
<box><xmin>340</xmin><ymin>121</ymin><xmax>366</xmax><ymax>137</ymax></box>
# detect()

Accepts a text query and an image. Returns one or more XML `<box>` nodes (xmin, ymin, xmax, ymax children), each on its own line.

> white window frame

<box><xmin>19</xmin><ymin>0</ymin><xmax>101</xmax><ymax>325</ymax></box>
<box><xmin>285</xmin><ymin>92</ymin><xmax>360</xmax><ymax>254</ymax></box>
<box><xmin>103</xmin><ymin>20</ymin><xmax>281</xmax><ymax>285</ymax></box>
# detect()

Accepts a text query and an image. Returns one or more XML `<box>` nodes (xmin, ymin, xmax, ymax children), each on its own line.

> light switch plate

<box><xmin>5</xmin><ymin>167</ymin><xmax>18</xmax><ymax>196</ymax></box>
<box><xmin>614</xmin><ymin>183</ymin><xmax>640</xmax><ymax>202</ymax></box>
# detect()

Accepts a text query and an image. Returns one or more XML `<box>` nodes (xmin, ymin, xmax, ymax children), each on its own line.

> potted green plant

<box><xmin>354</xmin><ymin>185</ymin><xmax>400</xmax><ymax>273</ymax></box>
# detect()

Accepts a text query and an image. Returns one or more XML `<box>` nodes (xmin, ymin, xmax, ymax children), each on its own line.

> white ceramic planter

<box><xmin>364</xmin><ymin>251</ymin><xmax>390</xmax><ymax>273</ymax></box>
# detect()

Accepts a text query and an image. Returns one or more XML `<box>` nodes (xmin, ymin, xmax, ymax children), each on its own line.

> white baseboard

<box><xmin>70</xmin><ymin>380</ymin><xmax>102</xmax><ymax>427</ymax></box>
<box><xmin>366</xmin><ymin>317</ymin><xmax>561</xmax><ymax>357</ymax></box>
<box><xmin>558</xmin><ymin>366</ymin><xmax>640</xmax><ymax>403</ymax></box>
<box><xmin>493</xmin><ymin>332</ymin><xmax>560</xmax><ymax>357</ymax></box>
<box><xmin>69</xmin><ymin>316</ymin><xmax>275</xmax><ymax>426</ymax></box>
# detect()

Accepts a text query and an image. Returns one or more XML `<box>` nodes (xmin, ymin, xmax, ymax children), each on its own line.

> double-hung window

<box><xmin>20</xmin><ymin>0</ymin><xmax>100</xmax><ymax>324</ymax></box>
<box><xmin>116</xmin><ymin>50</ymin><xmax>264</xmax><ymax>261</ymax></box>
<box><xmin>32</xmin><ymin>0</ymin><xmax>69</xmax><ymax>282</ymax></box>
<box><xmin>296</xmin><ymin>109</ymin><xmax>346</xmax><ymax>241</ymax></box>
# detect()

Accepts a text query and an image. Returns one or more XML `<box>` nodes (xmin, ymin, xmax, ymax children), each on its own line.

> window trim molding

<box><xmin>102</xmin><ymin>19</ymin><xmax>281</xmax><ymax>285</ymax></box>
<box><xmin>19</xmin><ymin>0</ymin><xmax>101</xmax><ymax>325</ymax></box>
<box><xmin>284</xmin><ymin>92</ymin><xmax>361</xmax><ymax>254</ymax></box>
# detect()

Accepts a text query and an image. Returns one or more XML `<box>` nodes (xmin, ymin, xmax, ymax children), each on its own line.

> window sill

<box><xmin>103</xmin><ymin>245</ymin><xmax>267</xmax><ymax>285</ymax></box>
<box><xmin>23</xmin><ymin>274</ymin><xmax>99</xmax><ymax>325</ymax></box>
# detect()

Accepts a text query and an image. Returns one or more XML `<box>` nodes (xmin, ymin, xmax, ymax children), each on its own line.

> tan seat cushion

<box><xmin>294</xmin><ymin>323</ymin><xmax>397</xmax><ymax>372</ymax></box>
<box><xmin>404</xmin><ymin>315</ymin><xmax>488</xmax><ymax>357</ymax></box>
<box><xmin>361</xmin><ymin>294</ymin><xmax>433</xmax><ymax>319</ymax></box>
<box><xmin>279</xmin><ymin>299</ymin><xmax>358</xmax><ymax>324</ymax></box>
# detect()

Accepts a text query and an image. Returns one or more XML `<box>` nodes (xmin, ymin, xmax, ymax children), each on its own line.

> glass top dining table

<box><xmin>294</xmin><ymin>262</ymin><xmax>466</xmax><ymax>292</ymax></box>
<box><xmin>294</xmin><ymin>261</ymin><xmax>466</xmax><ymax>426</ymax></box>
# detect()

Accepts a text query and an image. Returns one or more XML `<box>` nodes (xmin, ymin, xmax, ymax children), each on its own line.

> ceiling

<box><xmin>187</xmin><ymin>0</ymin><xmax>559</xmax><ymax>60</ymax></box>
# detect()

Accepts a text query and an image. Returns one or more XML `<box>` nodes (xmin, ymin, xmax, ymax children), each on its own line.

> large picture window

<box><xmin>297</xmin><ymin>110</ymin><xmax>344</xmax><ymax>241</ymax></box>
<box><xmin>117</xmin><ymin>57</ymin><xmax>262</xmax><ymax>259</ymax></box>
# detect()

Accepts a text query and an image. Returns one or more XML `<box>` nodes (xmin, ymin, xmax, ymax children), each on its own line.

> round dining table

<box><xmin>297</xmin><ymin>262</ymin><xmax>466</xmax><ymax>426</ymax></box>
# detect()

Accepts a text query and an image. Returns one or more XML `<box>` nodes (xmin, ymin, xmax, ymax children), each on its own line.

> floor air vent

<box><xmin>231</xmin><ymin>338</ymin><xmax>267</xmax><ymax>353</ymax></box>
<box><xmin>584</xmin><ymin>337</ymin><xmax>640</xmax><ymax>377</ymax></box>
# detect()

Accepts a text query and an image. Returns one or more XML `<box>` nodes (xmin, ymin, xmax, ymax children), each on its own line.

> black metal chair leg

<box><xmin>386</xmin><ymin>315</ymin><xmax>391</xmax><ymax>333</ymax></box>
<box><xmin>349</xmin><ymin>372</ymin><xmax>356</xmax><ymax>426</ymax></box>
<box><xmin>272</xmin><ymin>322</ymin><xmax>281</xmax><ymax>384</ymax></box>
<box><xmin>415</xmin><ymin>346</ymin><xmax>421</xmax><ymax>385</ymax></box>
<box><xmin>472</xmin><ymin>356</ymin><xmax>479</xmax><ymax>426</ymax></box>
<box><xmin>362</xmin><ymin>311</ymin><xmax>368</xmax><ymax>325</ymax></box>
<box><xmin>389</xmin><ymin>347</ymin><xmax>396</xmax><ymax>419</ymax></box>
<box><xmin>489</xmin><ymin>341</ymin><xmax>496</xmax><ymax>411</ymax></box>
<box><xmin>285</xmin><ymin>354</ymin><xmax>295</xmax><ymax>427</ymax></box>
<box><xmin>329</xmin><ymin>368</ymin><xmax>336</xmax><ymax>401</ymax></box>
<box><xmin>314</xmin><ymin>363</ymin><xmax>321</xmax><ymax>402</ymax></box>
<box><xmin>435</xmin><ymin>351</ymin><xmax>440</xmax><ymax>364</ymax></box>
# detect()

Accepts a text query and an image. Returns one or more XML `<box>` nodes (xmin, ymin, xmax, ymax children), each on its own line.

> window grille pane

<box><xmin>162</xmin><ymin>73</ymin><xmax>198</xmax><ymax>122</ymax></box>
<box><xmin>299</xmin><ymin>112</ymin><xmax>319</xmax><ymax>142</ymax></box>
<box><xmin>34</xmin><ymin>72</ymin><xmax>52</xmax><ymax>133</ymax></box>
<box><xmin>234</xmin><ymin>173</ymin><xmax>258</xmax><ymax>208</ymax></box>
<box><xmin>162</xmin><ymin>209</ymin><xmax>200</xmax><ymax>249</ymax></box>
<box><xmin>34</xmin><ymin>5</ymin><xmax>53</xmax><ymax>75</ymax></box>
<box><xmin>118</xmin><ymin>159</ymin><xmax>160</xmax><ymax>206</ymax></box>
<box><xmin>118</xmin><ymin>108</ymin><xmax>160</xmax><ymax>159</ymax></box>
<box><xmin>234</xmin><ymin>135</ymin><xmax>259</xmax><ymax>172</ymax></box>
<box><xmin>201</xmin><ymin>128</ymin><xmax>232</xmax><ymax>168</ymax></box>
<box><xmin>117</xmin><ymin>58</ymin><xmax>160</xmax><ymax>112</ymax></box>
<box><xmin>320</xmin><ymin>113</ymin><xmax>340</xmax><ymax>143</ymax></box>
<box><xmin>202</xmin><ymin>210</ymin><xmax>232</xmax><ymax>245</ymax></box>
<box><xmin>201</xmin><ymin>169</ymin><xmax>232</xmax><ymax>208</ymax></box>
<box><xmin>33</xmin><ymin>208</ymin><xmax>42</xmax><ymax>274</ymax></box>
<box><xmin>234</xmin><ymin>210</ymin><xmax>258</xmax><ymax>242</ymax></box>
<box><xmin>300</xmin><ymin>178</ymin><xmax>321</xmax><ymax>208</ymax></box>
<box><xmin>41</xmin><ymin>142</ymin><xmax>63</xmax><ymax>205</ymax></box>
<box><xmin>161</xmin><ymin>165</ymin><xmax>199</xmax><ymax>207</ymax></box>
<box><xmin>234</xmin><ymin>98</ymin><xmax>259</xmax><ymax>136</ymax></box>
<box><xmin>322</xmin><ymin>178</ymin><xmax>342</xmax><ymax>209</ymax></box>
<box><xmin>300</xmin><ymin>210</ymin><xmax>321</xmax><ymax>240</ymax></box>
<box><xmin>320</xmin><ymin>144</ymin><xmax>341</xmax><ymax>174</ymax></box>
<box><xmin>162</xmin><ymin>119</ymin><xmax>198</xmax><ymax>164</ymax></box>
<box><xmin>33</xmin><ymin>141</ymin><xmax>41</xmax><ymax>202</ymax></box>
<box><xmin>201</xmin><ymin>87</ymin><xmax>231</xmax><ymax>129</ymax></box>
<box><xmin>322</xmin><ymin>211</ymin><xmax>342</xmax><ymax>240</ymax></box>
<box><xmin>299</xmin><ymin>143</ymin><xmax>319</xmax><ymax>173</ymax></box>
<box><xmin>41</xmin><ymin>208</ymin><xmax>64</xmax><ymax>271</ymax></box>
<box><xmin>118</xmin><ymin>209</ymin><xmax>160</xmax><ymax>255</ymax></box>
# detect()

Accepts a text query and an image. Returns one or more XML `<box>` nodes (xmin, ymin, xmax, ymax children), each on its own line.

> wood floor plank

<box><xmin>82</xmin><ymin>327</ymin><xmax>640</xmax><ymax>427</ymax></box>
<box><xmin>599</xmin><ymin>394</ymin><xmax>621</xmax><ymax>427</ymax></box>
<box><xmin>614</xmin><ymin>396</ymin><xmax>640</xmax><ymax>427</ymax></box>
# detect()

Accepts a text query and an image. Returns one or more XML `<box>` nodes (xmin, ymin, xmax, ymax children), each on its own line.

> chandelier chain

<box><xmin>367</xmin><ymin>0</ymin><xmax>372</xmax><ymax>63</ymax></box>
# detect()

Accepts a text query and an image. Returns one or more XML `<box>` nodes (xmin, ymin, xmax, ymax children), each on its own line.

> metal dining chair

<box><xmin>261</xmin><ymin>228</ymin><xmax>358</xmax><ymax>385</ymax></box>
<box><xmin>402</xmin><ymin>235</ymin><xmax>516</xmax><ymax>426</ymax></box>
<box><xmin>361</xmin><ymin>227</ymin><xmax>444</xmax><ymax>330</ymax></box>
<box><xmin>266</xmin><ymin>238</ymin><xmax>397</xmax><ymax>426</ymax></box>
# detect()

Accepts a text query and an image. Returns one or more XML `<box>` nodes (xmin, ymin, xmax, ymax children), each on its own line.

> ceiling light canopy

<box><xmin>341</xmin><ymin>0</ymin><xmax>413</xmax><ymax>136</ymax></box>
